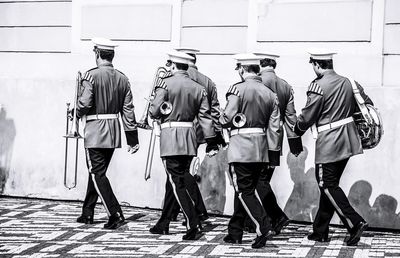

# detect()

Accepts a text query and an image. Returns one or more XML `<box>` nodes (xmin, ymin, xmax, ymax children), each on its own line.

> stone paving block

<box><xmin>0</xmin><ymin>197</ymin><xmax>400</xmax><ymax>257</ymax></box>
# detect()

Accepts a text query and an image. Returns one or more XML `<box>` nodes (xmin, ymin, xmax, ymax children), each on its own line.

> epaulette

<box><xmin>155</xmin><ymin>76</ymin><xmax>169</xmax><ymax>90</ymax></box>
<box><xmin>307</xmin><ymin>81</ymin><xmax>323</xmax><ymax>95</ymax></box>
<box><xmin>82</xmin><ymin>70</ymin><xmax>95</xmax><ymax>85</ymax></box>
<box><xmin>161</xmin><ymin>71</ymin><xmax>173</xmax><ymax>79</ymax></box>
<box><xmin>226</xmin><ymin>82</ymin><xmax>240</xmax><ymax>98</ymax></box>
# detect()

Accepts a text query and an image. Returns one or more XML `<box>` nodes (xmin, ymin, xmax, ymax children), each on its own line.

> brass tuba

<box><xmin>63</xmin><ymin>71</ymin><xmax>83</xmax><ymax>190</ymax></box>
<box><xmin>140</xmin><ymin>67</ymin><xmax>170</xmax><ymax>181</ymax></box>
<box><xmin>137</xmin><ymin>67</ymin><xmax>169</xmax><ymax>130</ymax></box>
<box><xmin>232</xmin><ymin>113</ymin><xmax>246</xmax><ymax>128</ymax></box>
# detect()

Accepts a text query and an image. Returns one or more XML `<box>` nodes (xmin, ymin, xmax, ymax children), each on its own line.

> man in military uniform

<box><xmin>166</xmin><ymin>48</ymin><xmax>226</xmax><ymax>224</ymax></box>
<box><xmin>75</xmin><ymin>38</ymin><xmax>139</xmax><ymax>229</ymax></box>
<box><xmin>220</xmin><ymin>53</ymin><xmax>281</xmax><ymax>249</ymax></box>
<box><xmin>294</xmin><ymin>50</ymin><xmax>372</xmax><ymax>246</ymax></box>
<box><xmin>148</xmin><ymin>51</ymin><xmax>218</xmax><ymax>240</ymax></box>
<box><xmin>242</xmin><ymin>52</ymin><xmax>303</xmax><ymax>235</ymax></box>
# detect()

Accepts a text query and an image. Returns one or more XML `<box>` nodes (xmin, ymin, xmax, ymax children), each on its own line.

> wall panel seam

<box><xmin>0</xmin><ymin>26</ymin><xmax>71</xmax><ymax>28</ymax></box>
<box><xmin>182</xmin><ymin>25</ymin><xmax>248</xmax><ymax>28</ymax></box>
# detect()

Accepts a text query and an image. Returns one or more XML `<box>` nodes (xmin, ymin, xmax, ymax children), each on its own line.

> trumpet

<box><xmin>137</xmin><ymin>67</ymin><xmax>169</xmax><ymax>130</ymax></box>
<box><xmin>233</xmin><ymin>113</ymin><xmax>246</xmax><ymax>128</ymax></box>
<box><xmin>63</xmin><ymin>71</ymin><xmax>83</xmax><ymax>190</ymax></box>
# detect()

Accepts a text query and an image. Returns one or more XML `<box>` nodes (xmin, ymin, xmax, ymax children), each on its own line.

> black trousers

<box><xmin>170</xmin><ymin>170</ymin><xmax>208</xmax><ymax>219</ymax></box>
<box><xmin>157</xmin><ymin>156</ymin><xmax>200</xmax><ymax>230</ymax></box>
<box><xmin>228</xmin><ymin>163</ymin><xmax>271</xmax><ymax>238</ymax></box>
<box><xmin>244</xmin><ymin>166</ymin><xmax>287</xmax><ymax>229</ymax></box>
<box><xmin>313</xmin><ymin>158</ymin><xmax>364</xmax><ymax>235</ymax></box>
<box><xmin>82</xmin><ymin>148</ymin><xmax>121</xmax><ymax>217</ymax></box>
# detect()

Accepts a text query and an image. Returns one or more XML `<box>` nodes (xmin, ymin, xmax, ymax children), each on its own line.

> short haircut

<box><xmin>175</xmin><ymin>62</ymin><xmax>189</xmax><ymax>71</ymax></box>
<box><xmin>242</xmin><ymin>64</ymin><xmax>260</xmax><ymax>74</ymax></box>
<box><xmin>309</xmin><ymin>58</ymin><xmax>333</xmax><ymax>69</ymax></box>
<box><xmin>98</xmin><ymin>48</ymin><xmax>115</xmax><ymax>62</ymax></box>
<box><xmin>260</xmin><ymin>58</ymin><xmax>277</xmax><ymax>69</ymax></box>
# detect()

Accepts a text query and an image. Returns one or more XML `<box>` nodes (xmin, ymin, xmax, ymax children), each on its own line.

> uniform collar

<box><xmin>98</xmin><ymin>63</ymin><xmax>113</xmax><ymax>68</ymax></box>
<box><xmin>189</xmin><ymin>65</ymin><xmax>198</xmax><ymax>70</ymax></box>
<box><xmin>244</xmin><ymin>75</ymin><xmax>262</xmax><ymax>82</ymax></box>
<box><xmin>321</xmin><ymin>69</ymin><xmax>335</xmax><ymax>77</ymax></box>
<box><xmin>260</xmin><ymin>68</ymin><xmax>275</xmax><ymax>75</ymax></box>
<box><xmin>173</xmin><ymin>70</ymin><xmax>189</xmax><ymax>76</ymax></box>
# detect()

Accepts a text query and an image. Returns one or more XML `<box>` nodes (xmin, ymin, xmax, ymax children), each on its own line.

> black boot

<box><xmin>273</xmin><ymin>215</ymin><xmax>290</xmax><ymax>235</ymax></box>
<box><xmin>76</xmin><ymin>214</ymin><xmax>94</xmax><ymax>224</ymax></box>
<box><xmin>149</xmin><ymin>225</ymin><xmax>169</xmax><ymax>235</ymax></box>
<box><xmin>307</xmin><ymin>231</ymin><xmax>329</xmax><ymax>242</ymax></box>
<box><xmin>182</xmin><ymin>227</ymin><xmax>203</xmax><ymax>240</ymax></box>
<box><xmin>347</xmin><ymin>221</ymin><xmax>368</xmax><ymax>246</ymax></box>
<box><xmin>251</xmin><ymin>232</ymin><xmax>270</xmax><ymax>249</ymax></box>
<box><xmin>223</xmin><ymin>234</ymin><xmax>242</xmax><ymax>244</ymax></box>
<box><xmin>104</xmin><ymin>212</ymin><xmax>125</xmax><ymax>229</ymax></box>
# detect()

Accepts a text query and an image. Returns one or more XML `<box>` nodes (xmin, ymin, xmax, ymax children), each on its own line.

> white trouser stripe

<box><xmin>255</xmin><ymin>190</ymin><xmax>263</xmax><ymax>206</ymax></box>
<box><xmin>162</xmin><ymin>160</ymin><xmax>190</xmax><ymax>229</ymax></box>
<box><xmin>85</xmin><ymin>149</ymin><xmax>110</xmax><ymax>217</ymax></box>
<box><xmin>231</xmin><ymin>165</ymin><xmax>262</xmax><ymax>236</ymax></box>
<box><xmin>324</xmin><ymin>188</ymin><xmax>354</xmax><ymax>228</ymax></box>
<box><xmin>318</xmin><ymin>164</ymin><xmax>323</xmax><ymax>187</ymax></box>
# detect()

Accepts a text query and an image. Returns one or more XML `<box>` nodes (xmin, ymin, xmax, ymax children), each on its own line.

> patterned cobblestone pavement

<box><xmin>1</xmin><ymin>197</ymin><xmax>400</xmax><ymax>257</ymax></box>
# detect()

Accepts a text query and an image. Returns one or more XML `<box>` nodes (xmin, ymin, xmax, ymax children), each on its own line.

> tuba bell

<box><xmin>63</xmin><ymin>71</ymin><xmax>83</xmax><ymax>190</ymax></box>
<box><xmin>160</xmin><ymin>101</ymin><xmax>172</xmax><ymax>115</ymax></box>
<box><xmin>137</xmin><ymin>67</ymin><xmax>169</xmax><ymax>130</ymax></box>
<box><xmin>232</xmin><ymin>113</ymin><xmax>246</xmax><ymax>128</ymax></box>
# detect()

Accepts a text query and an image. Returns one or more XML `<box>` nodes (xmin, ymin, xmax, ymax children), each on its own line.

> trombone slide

<box><xmin>144</xmin><ymin>121</ymin><xmax>159</xmax><ymax>181</ymax></box>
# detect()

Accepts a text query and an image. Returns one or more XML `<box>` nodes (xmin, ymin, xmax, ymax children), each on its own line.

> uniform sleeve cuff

<box><xmin>288</xmin><ymin>137</ymin><xmax>303</xmax><ymax>155</ymax></box>
<box><xmin>125</xmin><ymin>130</ymin><xmax>139</xmax><ymax>146</ymax></box>
<box><xmin>268</xmin><ymin>150</ymin><xmax>281</xmax><ymax>166</ymax></box>
<box><xmin>294</xmin><ymin>122</ymin><xmax>306</xmax><ymax>136</ymax></box>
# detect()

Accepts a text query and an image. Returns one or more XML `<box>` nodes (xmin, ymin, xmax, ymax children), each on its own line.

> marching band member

<box><xmin>294</xmin><ymin>49</ymin><xmax>372</xmax><ymax>246</ymax></box>
<box><xmin>220</xmin><ymin>53</ymin><xmax>281</xmax><ymax>248</ymax></box>
<box><xmin>242</xmin><ymin>52</ymin><xmax>303</xmax><ymax>235</ymax></box>
<box><xmin>148</xmin><ymin>51</ymin><xmax>218</xmax><ymax>240</ymax></box>
<box><xmin>75</xmin><ymin>38</ymin><xmax>139</xmax><ymax>229</ymax></box>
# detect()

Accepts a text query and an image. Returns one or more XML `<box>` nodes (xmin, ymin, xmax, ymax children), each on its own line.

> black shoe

<box><xmin>223</xmin><ymin>234</ymin><xmax>242</xmax><ymax>244</ymax></box>
<box><xmin>182</xmin><ymin>227</ymin><xmax>203</xmax><ymax>240</ymax></box>
<box><xmin>76</xmin><ymin>215</ymin><xmax>93</xmax><ymax>224</ymax></box>
<box><xmin>182</xmin><ymin>220</ymin><xmax>204</xmax><ymax>230</ymax></box>
<box><xmin>251</xmin><ymin>232</ymin><xmax>270</xmax><ymax>249</ymax></box>
<box><xmin>273</xmin><ymin>216</ymin><xmax>290</xmax><ymax>235</ymax></box>
<box><xmin>149</xmin><ymin>225</ymin><xmax>169</xmax><ymax>235</ymax></box>
<box><xmin>307</xmin><ymin>232</ymin><xmax>329</xmax><ymax>242</ymax></box>
<box><xmin>103</xmin><ymin>212</ymin><xmax>125</xmax><ymax>229</ymax></box>
<box><xmin>347</xmin><ymin>221</ymin><xmax>368</xmax><ymax>246</ymax></box>
<box><xmin>199</xmin><ymin>213</ymin><xmax>209</xmax><ymax>222</ymax></box>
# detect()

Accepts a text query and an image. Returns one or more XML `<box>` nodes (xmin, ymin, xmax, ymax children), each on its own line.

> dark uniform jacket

<box><xmin>295</xmin><ymin>70</ymin><xmax>372</xmax><ymax>164</ymax></box>
<box><xmin>187</xmin><ymin>66</ymin><xmax>222</xmax><ymax>143</ymax></box>
<box><xmin>77</xmin><ymin>63</ymin><xmax>138</xmax><ymax>148</ymax></box>
<box><xmin>149</xmin><ymin>70</ymin><xmax>215</xmax><ymax>157</ymax></box>
<box><xmin>260</xmin><ymin>69</ymin><xmax>302</xmax><ymax>155</ymax></box>
<box><xmin>219</xmin><ymin>75</ymin><xmax>281</xmax><ymax>164</ymax></box>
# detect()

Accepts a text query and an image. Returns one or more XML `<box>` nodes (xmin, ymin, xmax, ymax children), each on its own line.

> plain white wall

<box><xmin>0</xmin><ymin>0</ymin><xmax>399</xmax><ymax>228</ymax></box>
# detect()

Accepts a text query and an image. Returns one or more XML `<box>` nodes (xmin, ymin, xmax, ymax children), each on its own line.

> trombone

<box><xmin>63</xmin><ymin>71</ymin><xmax>83</xmax><ymax>190</ymax></box>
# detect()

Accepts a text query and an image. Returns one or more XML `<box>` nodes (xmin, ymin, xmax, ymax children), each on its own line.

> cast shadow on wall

<box><xmin>198</xmin><ymin>148</ymin><xmax>228</xmax><ymax>214</ymax></box>
<box><xmin>0</xmin><ymin>105</ymin><xmax>16</xmax><ymax>194</ymax></box>
<box><xmin>348</xmin><ymin>180</ymin><xmax>400</xmax><ymax>229</ymax></box>
<box><xmin>284</xmin><ymin>147</ymin><xmax>319</xmax><ymax>222</ymax></box>
<box><xmin>283</xmin><ymin>147</ymin><xmax>400</xmax><ymax>229</ymax></box>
